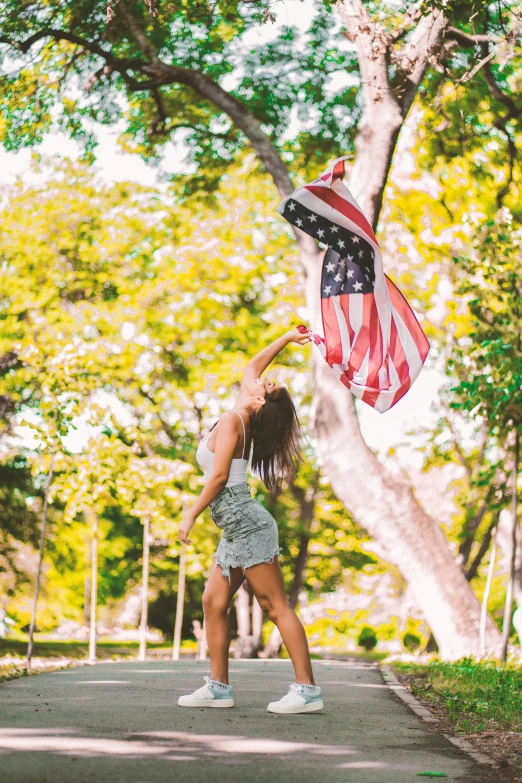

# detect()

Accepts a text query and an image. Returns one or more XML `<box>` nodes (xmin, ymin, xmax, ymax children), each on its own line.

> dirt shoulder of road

<box><xmin>390</xmin><ymin>667</ymin><xmax>522</xmax><ymax>783</ymax></box>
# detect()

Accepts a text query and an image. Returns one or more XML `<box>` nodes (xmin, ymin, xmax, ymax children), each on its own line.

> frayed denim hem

<box><xmin>213</xmin><ymin>547</ymin><xmax>282</xmax><ymax>584</ymax></box>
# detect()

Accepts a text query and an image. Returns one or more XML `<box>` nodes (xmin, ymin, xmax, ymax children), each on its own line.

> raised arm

<box><xmin>240</xmin><ymin>328</ymin><xmax>311</xmax><ymax>391</ymax></box>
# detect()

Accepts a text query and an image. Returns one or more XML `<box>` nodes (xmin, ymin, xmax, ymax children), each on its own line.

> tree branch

<box><xmin>0</xmin><ymin>28</ymin><xmax>146</xmax><ymax>90</ymax></box>
<box><xmin>465</xmin><ymin>514</ymin><xmax>499</xmax><ymax>582</ymax></box>
<box><xmin>394</xmin><ymin>8</ymin><xmax>448</xmax><ymax>116</ymax></box>
<box><xmin>0</xmin><ymin>12</ymin><xmax>316</xmax><ymax>256</ymax></box>
<box><xmin>445</xmin><ymin>26</ymin><xmax>498</xmax><ymax>47</ymax></box>
<box><xmin>481</xmin><ymin>46</ymin><xmax>519</xmax><ymax>118</ymax></box>
<box><xmin>116</xmin><ymin>0</ymin><xmax>163</xmax><ymax>65</ymax></box>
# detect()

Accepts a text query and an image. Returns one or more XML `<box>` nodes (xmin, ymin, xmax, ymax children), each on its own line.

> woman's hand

<box><xmin>286</xmin><ymin>326</ymin><xmax>312</xmax><ymax>345</ymax></box>
<box><xmin>178</xmin><ymin>513</ymin><xmax>196</xmax><ymax>545</ymax></box>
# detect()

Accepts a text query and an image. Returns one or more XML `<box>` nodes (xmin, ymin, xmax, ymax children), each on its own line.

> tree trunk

<box><xmin>299</xmin><ymin>47</ymin><xmax>502</xmax><ymax>657</ymax></box>
<box><xmin>234</xmin><ymin>583</ymin><xmax>255</xmax><ymax>658</ymax></box>
<box><xmin>198</xmin><ymin>619</ymin><xmax>207</xmax><ymax>660</ymax></box>
<box><xmin>252</xmin><ymin>597</ymin><xmax>263</xmax><ymax>654</ymax></box>
<box><xmin>138</xmin><ymin>516</ymin><xmax>151</xmax><ymax>662</ymax></box>
<box><xmin>480</xmin><ymin>525</ymin><xmax>498</xmax><ymax>657</ymax></box>
<box><xmin>27</xmin><ymin>459</ymin><xmax>54</xmax><ymax>666</ymax></box>
<box><xmin>501</xmin><ymin>431</ymin><xmax>519</xmax><ymax>661</ymax></box>
<box><xmin>88</xmin><ymin>510</ymin><xmax>99</xmax><ymax>663</ymax></box>
<box><xmin>172</xmin><ymin>543</ymin><xmax>186</xmax><ymax>661</ymax></box>
<box><xmin>84</xmin><ymin>535</ymin><xmax>91</xmax><ymax>627</ymax></box>
<box><xmin>308</xmin><ymin>353</ymin><xmax>501</xmax><ymax>658</ymax></box>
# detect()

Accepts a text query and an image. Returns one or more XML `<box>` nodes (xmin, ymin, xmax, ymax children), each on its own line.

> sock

<box><xmin>211</xmin><ymin>679</ymin><xmax>232</xmax><ymax>690</ymax></box>
<box><xmin>297</xmin><ymin>682</ymin><xmax>321</xmax><ymax>692</ymax></box>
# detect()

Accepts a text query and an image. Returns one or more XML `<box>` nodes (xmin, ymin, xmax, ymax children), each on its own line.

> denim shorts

<box><xmin>209</xmin><ymin>483</ymin><xmax>281</xmax><ymax>581</ymax></box>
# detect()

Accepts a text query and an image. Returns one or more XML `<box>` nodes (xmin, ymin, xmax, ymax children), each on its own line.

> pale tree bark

<box><xmin>27</xmin><ymin>458</ymin><xmax>54</xmax><ymax>666</ymax></box>
<box><xmin>138</xmin><ymin>515</ymin><xmax>151</xmax><ymax>661</ymax></box>
<box><xmin>234</xmin><ymin>583</ymin><xmax>256</xmax><ymax>658</ymax></box>
<box><xmin>172</xmin><ymin>543</ymin><xmax>186</xmax><ymax>661</ymax></box>
<box><xmin>84</xmin><ymin>535</ymin><xmax>91</xmax><ymax>627</ymax></box>
<box><xmin>480</xmin><ymin>526</ymin><xmax>497</xmax><ymax>657</ymax></box>
<box><xmin>12</xmin><ymin>2</ymin><xmax>505</xmax><ymax>658</ymax></box>
<box><xmin>252</xmin><ymin>597</ymin><xmax>263</xmax><ymax>653</ymax></box>
<box><xmin>85</xmin><ymin>509</ymin><xmax>99</xmax><ymax>663</ymax></box>
<box><xmin>500</xmin><ymin>432</ymin><xmax>519</xmax><ymax>660</ymax></box>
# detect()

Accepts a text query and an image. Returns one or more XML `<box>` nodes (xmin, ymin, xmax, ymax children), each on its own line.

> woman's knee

<box><xmin>259</xmin><ymin>596</ymin><xmax>291</xmax><ymax>623</ymax></box>
<box><xmin>202</xmin><ymin>588</ymin><xmax>229</xmax><ymax>617</ymax></box>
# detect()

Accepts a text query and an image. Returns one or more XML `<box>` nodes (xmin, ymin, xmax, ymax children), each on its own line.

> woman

<box><xmin>177</xmin><ymin>328</ymin><xmax>323</xmax><ymax>714</ymax></box>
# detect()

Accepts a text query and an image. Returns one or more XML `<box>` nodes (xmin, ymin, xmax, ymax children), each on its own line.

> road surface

<box><xmin>0</xmin><ymin>657</ymin><xmax>480</xmax><ymax>782</ymax></box>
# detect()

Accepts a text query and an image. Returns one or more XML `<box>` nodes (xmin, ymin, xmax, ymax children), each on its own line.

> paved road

<box><xmin>0</xmin><ymin>658</ymin><xmax>480</xmax><ymax>782</ymax></box>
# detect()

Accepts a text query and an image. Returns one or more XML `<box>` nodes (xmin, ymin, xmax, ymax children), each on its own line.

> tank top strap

<box><xmin>230</xmin><ymin>410</ymin><xmax>247</xmax><ymax>460</ymax></box>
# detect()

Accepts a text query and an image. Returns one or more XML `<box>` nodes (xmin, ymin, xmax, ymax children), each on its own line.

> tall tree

<box><xmin>1</xmin><ymin>1</ymin><xmax>520</xmax><ymax>653</ymax></box>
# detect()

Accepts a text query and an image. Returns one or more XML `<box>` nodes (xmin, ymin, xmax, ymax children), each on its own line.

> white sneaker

<box><xmin>177</xmin><ymin>676</ymin><xmax>234</xmax><ymax>708</ymax></box>
<box><xmin>267</xmin><ymin>683</ymin><xmax>324</xmax><ymax>714</ymax></box>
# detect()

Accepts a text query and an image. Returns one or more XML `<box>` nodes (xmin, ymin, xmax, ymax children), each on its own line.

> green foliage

<box><xmin>402</xmin><ymin>631</ymin><xmax>422</xmax><ymax>653</ymax></box>
<box><xmin>0</xmin><ymin>157</ymin><xmax>378</xmax><ymax>633</ymax></box>
<box><xmin>357</xmin><ymin>625</ymin><xmax>378</xmax><ymax>651</ymax></box>
<box><xmin>392</xmin><ymin>658</ymin><xmax>522</xmax><ymax>733</ymax></box>
<box><xmin>448</xmin><ymin>212</ymin><xmax>522</xmax><ymax>436</ymax></box>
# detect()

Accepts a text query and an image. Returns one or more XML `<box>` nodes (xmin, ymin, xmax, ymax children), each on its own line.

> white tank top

<box><xmin>196</xmin><ymin>410</ymin><xmax>249</xmax><ymax>487</ymax></box>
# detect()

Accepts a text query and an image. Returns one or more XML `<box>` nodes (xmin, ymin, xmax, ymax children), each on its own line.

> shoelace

<box><xmin>192</xmin><ymin>675</ymin><xmax>212</xmax><ymax>696</ymax></box>
<box><xmin>280</xmin><ymin>683</ymin><xmax>302</xmax><ymax>702</ymax></box>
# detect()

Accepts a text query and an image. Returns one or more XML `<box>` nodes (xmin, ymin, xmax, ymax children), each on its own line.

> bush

<box><xmin>357</xmin><ymin>625</ymin><xmax>378</xmax><ymax>651</ymax></box>
<box><xmin>402</xmin><ymin>632</ymin><xmax>422</xmax><ymax>652</ymax></box>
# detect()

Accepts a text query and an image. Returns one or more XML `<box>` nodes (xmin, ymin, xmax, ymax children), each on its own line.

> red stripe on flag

<box><xmin>305</xmin><ymin>186</ymin><xmax>377</xmax><ymax>245</ymax></box>
<box><xmin>321</xmin><ymin>296</ymin><xmax>343</xmax><ymax>365</ymax></box>
<box><xmin>389</xmin><ymin>316</ymin><xmax>411</xmax><ymax>407</ymax></box>
<box><xmin>360</xmin><ymin>387</ymin><xmax>382</xmax><ymax>407</ymax></box>
<box><xmin>332</xmin><ymin>160</ymin><xmax>345</xmax><ymax>180</ymax></box>
<box><xmin>339</xmin><ymin>294</ymin><xmax>354</xmax><ymax>348</ymax></box>
<box><xmin>362</xmin><ymin>297</ymin><xmax>384</xmax><ymax>406</ymax></box>
<box><xmin>385</xmin><ymin>275</ymin><xmax>429</xmax><ymax>361</ymax></box>
<box><xmin>347</xmin><ymin>294</ymin><xmax>374</xmax><ymax>375</ymax></box>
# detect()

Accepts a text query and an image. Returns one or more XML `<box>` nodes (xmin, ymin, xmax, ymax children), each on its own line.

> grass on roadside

<box><xmin>391</xmin><ymin>657</ymin><xmax>522</xmax><ymax>734</ymax></box>
<box><xmin>0</xmin><ymin>638</ymin><xmax>173</xmax><ymax>660</ymax></box>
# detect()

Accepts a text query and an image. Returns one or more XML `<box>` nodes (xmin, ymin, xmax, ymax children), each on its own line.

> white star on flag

<box><xmin>330</xmin><ymin>226</ymin><xmax>339</xmax><ymax>233</ymax></box>
<box><xmin>352</xmin><ymin>235</ymin><xmax>360</xmax><ymax>243</ymax></box>
<box><xmin>309</xmin><ymin>214</ymin><xmax>317</xmax><ymax>223</ymax></box>
<box><xmin>288</xmin><ymin>202</ymin><xmax>296</xmax><ymax>212</ymax></box>
<box><xmin>353</xmin><ymin>280</ymin><xmax>363</xmax><ymax>291</ymax></box>
<box><xmin>317</xmin><ymin>229</ymin><xmax>325</xmax><ymax>238</ymax></box>
<box><xmin>296</xmin><ymin>218</ymin><xmax>303</xmax><ymax>227</ymax></box>
<box><xmin>338</xmin><ymin>240</ymin><xmax>345</xmax><ymax>249</ymax></box>
<box><xmin>347</xmin><ymin>254</ymin><xmax>353</xmax><ymax>262</ymax></box>
<box><xmin>324</xmin><ymin>285</ymin><xmax>332</xmax><ymax>295</ymax></box>
<box><xmin>347</xmin><ymin>269</ymin><xmax>354</xmax><ymax>278</ymax></box>
<box><xmin>326</xmin><ymin>261</ymin><xmax>336</xmax><ymax>272</ymax></box>
<box><xmin>333</xmin><ymin>273</ymin><xmax>342</xmax><ymax>282</ymax></box>
<box><xmin>358</xmin><ymin>249</ymin><xmax>364</xmax><ymax>258</ymax></box>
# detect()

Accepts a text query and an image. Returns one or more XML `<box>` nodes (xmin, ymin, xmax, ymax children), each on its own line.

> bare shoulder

<box><xmin>217</xmin><ymin>411</ymin><xmax>243</xmax><ymax>432</ymax></box>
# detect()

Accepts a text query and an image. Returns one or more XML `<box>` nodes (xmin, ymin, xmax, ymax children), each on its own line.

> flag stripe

<box><xmin>332</xmin><ymin>296</ymin><xmax>352</xmax><ymax>364</ymax></box>
<box><xmin>306</xmin><ymin>186</ymin><xmax>377</xmax><ymax>245</ymax></box>
<box><xmin>386</xmin><ymin>276</ymin><xmax>429</xmax><ymax>361</ymax></box>
<box><xmin>321</xmin><ymin>297</ymin><xmax>343</xmax><ymax>365</ymax></box>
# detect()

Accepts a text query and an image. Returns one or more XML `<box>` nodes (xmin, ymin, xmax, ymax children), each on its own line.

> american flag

<box><xmin>278</xmin><ymin>157</ymin><xmax>429</xmax><ymax>413</ymax></box>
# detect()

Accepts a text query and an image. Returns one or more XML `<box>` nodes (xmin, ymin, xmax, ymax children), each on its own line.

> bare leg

<box><xmin>244</xmin><ymin>559</ymin><xmax>315</xmax><ymax>685</ymax></box>
<box><xmin>202</xmin><ymin>563</ymin><xmax>245</xmax><ymax>684</ymax></box>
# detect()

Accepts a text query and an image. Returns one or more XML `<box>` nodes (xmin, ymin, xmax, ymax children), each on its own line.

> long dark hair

<box><xmin>250</xmin><ymin>387</ymin><xmax>303</xmax><ymax>490</ymax></box>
